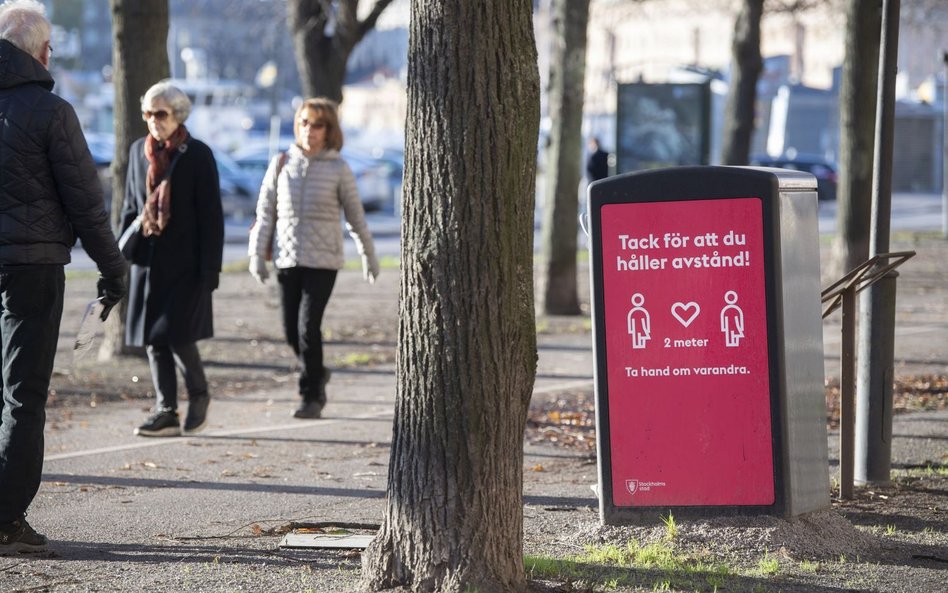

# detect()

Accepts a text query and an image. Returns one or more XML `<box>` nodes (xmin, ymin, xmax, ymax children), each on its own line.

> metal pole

<box><xmin>840</xmin><ymin>287</ymin><xmax>856</xmax><ymax>500</ymax></box>
<box><xmin>855</xmin><ymin>0</ymin><xmax>900</xmax><ymax>487</ymax></box>
<box><xmin>942</xmin><ymin>51</ymin><xmax>947</xmax><ymax>239</ymax></box>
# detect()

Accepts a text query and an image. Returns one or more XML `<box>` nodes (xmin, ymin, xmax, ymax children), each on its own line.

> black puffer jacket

<box><xmin>0</xmin><ymin>40</ymin><xmax>124</xmax><ymax>277</ymax></box>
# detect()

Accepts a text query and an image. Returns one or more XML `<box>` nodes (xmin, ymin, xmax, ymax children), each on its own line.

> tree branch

<box><xmin>357</xmin><ymin>0</ymin><xmax>396</xmax><ymax>41</ymax></box>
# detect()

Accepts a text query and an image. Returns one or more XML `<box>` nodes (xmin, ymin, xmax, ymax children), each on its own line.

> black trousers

<box><xmin>0</xmin><ymin>265</ymin><xmax>64</xmax><ymax>523</ymax></box>
<box><xmin>277</xmin><ymin>267</ymin><xmax>337</xmax><ymax>403</ymax></box>
<box><xmin>146</xmin><ymin>342</ymin><xmax>208</xmax><ymax>411</ymax></box>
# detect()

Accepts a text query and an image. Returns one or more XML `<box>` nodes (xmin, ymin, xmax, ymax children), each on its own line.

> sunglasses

<box><xmin>298</xmin><ymin>119</ymin><xmax>327</xmax><ymax>129</ymax></box>
<box><xmin>142</xmin><ymin>110</ymin><xmax>170</xmax><ymax>121</ymax></box>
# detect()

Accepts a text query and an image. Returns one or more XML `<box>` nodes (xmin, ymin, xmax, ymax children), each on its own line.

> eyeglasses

<box><xmin>298</xmin><ymin>119</ymin><xmax>326</xmax><ymax>130</ymax></box>
<box><xmin>142</xmin><ymin>110</ymin><xmax>170</xmax><ymax>121</ymax></box>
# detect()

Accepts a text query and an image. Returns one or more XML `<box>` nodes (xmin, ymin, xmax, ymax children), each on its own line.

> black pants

<box><xmin>0</xmin><ymin>265</ymin><xmax>64</xmax><ymax>523</ymax></box>
<box><xmin>277</xmin><ymin>267</ymin><xmax>337</xmax><ymax>403</ymax></box>
<box><xmin>146</xmin><ymin>342</ymin><xmax>207</xmax><ymax>411</ymax></box>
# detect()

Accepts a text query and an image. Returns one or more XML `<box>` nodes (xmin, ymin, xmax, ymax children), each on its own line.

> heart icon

<box><xmin>671</xmin><ymin>302</ymin><xmax>700</xmax><ymax>327</ymax></box>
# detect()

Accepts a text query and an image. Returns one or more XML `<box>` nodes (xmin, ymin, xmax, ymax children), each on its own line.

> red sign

<box><xmin>599</xmin><ymin>197</ymin><xmax>774</xmax><ymax>506</ymax></box>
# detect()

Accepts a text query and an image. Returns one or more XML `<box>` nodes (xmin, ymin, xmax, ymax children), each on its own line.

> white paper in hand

<box><xmin>73</xmin><ymin>299</ymin><xmax>105</xmax><ymax>365</ymax></box>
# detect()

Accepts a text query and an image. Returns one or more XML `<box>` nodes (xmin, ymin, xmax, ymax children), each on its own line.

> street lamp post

<box><xmin>942</xmin><ymin>51</ymin><xmax>947</xmax><ymax>238</ymax></box>
<box><xmin>855</xmin><ymin>0</ymin><xmax>900</xmax><ymax>487</ymax></box>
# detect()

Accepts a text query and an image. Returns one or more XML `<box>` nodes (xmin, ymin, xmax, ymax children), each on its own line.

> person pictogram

<box><xmin>720</xmin><ymin>290</ymin><xmax>745</xmax><ymax>347</ymax></box>
<box><xmin>627</xmin><ymin>293</ymin><xmax>651</xmax><ymax>349</ymax></box>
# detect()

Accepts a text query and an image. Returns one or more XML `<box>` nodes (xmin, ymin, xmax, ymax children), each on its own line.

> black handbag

<box><xmin>118</xmin><ymin>142</ymin><xmax>188</xmax><ymax>260</ymax></box>
<box><xmin>118</xmin><ymin>216</ymin><xmax>142</xmax><ymax>259</ymax></box>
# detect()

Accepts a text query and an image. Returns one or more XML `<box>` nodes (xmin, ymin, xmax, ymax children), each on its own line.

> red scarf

<box><xmin>142</xmin><ymin>125</ymin><xmax>189</xmax><ymax>237</ymax></box>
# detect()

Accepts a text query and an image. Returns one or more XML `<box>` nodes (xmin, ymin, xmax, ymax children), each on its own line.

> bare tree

<box><xmin>720</xmin><ymin>0</ymin><xmax>764</xmax><ymax>165</ymax></box>
<box><xmin>828</xmin><ymin>0</ymin><xmax>882</xmax><ymax>280</ymax></box>
<box><xmin>100</xmin><ymin>0</ymin><xmax>170</xmax><ymax>359</ymax></box>
<box><xmin>540</xmin><ymin>0</ymin><xmax>590</xmax><ymax>315</ymax></box>
<box><xmin>360</xmin><ymin>0</ymin><xmax>540</xmax><ymax>591</ymax></box>
<box><xmin>287</xmin><ymin>0</ymin><xmax>395</xmax><ymax>102</ymax></box>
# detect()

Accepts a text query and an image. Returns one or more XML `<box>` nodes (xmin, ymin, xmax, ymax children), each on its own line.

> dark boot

<box><xmin>293</xmin><ymin>399</ymin><xmax>322</xmax><ymax>419</ymax></box>
<box><xmin>293</xmin><ymin>368</ymin><xmax>330</xmax><ymax>419</ymax></box>
<box><xmin>184</xmin><ymin>392</ymin><xmax>210</xmax><ymax>434</ymax></box>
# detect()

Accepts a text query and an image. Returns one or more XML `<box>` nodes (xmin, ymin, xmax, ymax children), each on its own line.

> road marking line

<box><xmin>45</xmin><ymin>378</ymin><xmax>594</xmax><ymax>462</ymax></box>
<box><xmin>534</xmin><ymin>379</ymin><xmax>593</xmax><ymax>395</ymax></box>
<box><xmin>45</xmin><ymin>409</ymin><xmax>393</xmax><ymax>462</ymax></box>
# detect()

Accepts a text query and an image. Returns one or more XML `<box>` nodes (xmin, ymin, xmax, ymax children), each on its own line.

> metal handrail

<box><xmin>820</xmin><ymin>250</ymin><xmax>915</xmax><ymax>500</ymax></box>
<box><xmin>821</xmin><ymin>251</ymin><xmax>915</xmax><ymax>319</ymax></box>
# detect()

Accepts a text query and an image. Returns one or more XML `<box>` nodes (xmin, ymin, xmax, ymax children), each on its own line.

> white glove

<box><xmin>249</xmin><ymin>255</ymin><xmax>269</xmax><ymax>285</ymax></box>
<box><xmin>362</xmin><ymin>253</ymin><xmax>379</xmax><ymax>284</ymax></box>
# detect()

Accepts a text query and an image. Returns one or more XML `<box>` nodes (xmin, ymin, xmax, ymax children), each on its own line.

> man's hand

<box><xmin>97</xmin><ymin>274</ymin><xmax>126</xmax><ymax>321</ymax></box>
<box><xmin>249</xmin><ymin>255</ymin><xmax>268</xmax><ymax>284</ymax></box>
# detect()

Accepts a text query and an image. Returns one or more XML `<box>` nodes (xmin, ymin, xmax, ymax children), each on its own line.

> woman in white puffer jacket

<box><xmin>248</xmin><ymin>97</ymin><xmax>379</xmax><ymax>419</ymax></box>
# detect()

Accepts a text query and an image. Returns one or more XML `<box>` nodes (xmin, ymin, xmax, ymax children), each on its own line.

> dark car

<box><xmin>83</xmin><ymin>133</ymin><xmax>258</xmax><ymax>220</ymax></box>
<box><xmin>210</xmin><ymin>147</ymin><xmax>259</xmax><ymax>221</ymax></box>
<box><xmin>85</xmin><ymin>132</ymin><xmax>115</xmax><ymax>211</ymax></box>
<box><xmin>230</xmin><ymin>143</ymin><xmax>402</xmax><ymax>214</ymax></box>
<box><xmin>749</xmin><ymin>154</ymin><xmax>838</xmax><ymax>201</ymax></box>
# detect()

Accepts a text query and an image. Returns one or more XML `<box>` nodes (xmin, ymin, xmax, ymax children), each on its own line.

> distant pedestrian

<box><xmin>0</xmin><ymin>0</ymin><xmax>126</xmax><ymax>556</ymax></box>
<box><xmin>248</xmin><ymin>97</ymin><xmax>379</xmax><ymax>419</ymax></box>
<box><xmin>119</xmin><ymin>81</ymin><xmax>224</xmax><ymax>438</ymax></box>
<box><xmin>586</xmin><ymin>137</ymin><xmax>610</xmax><ymax>182</ymax></box>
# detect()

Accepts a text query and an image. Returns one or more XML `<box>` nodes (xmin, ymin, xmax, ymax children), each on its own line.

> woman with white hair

<box><xmin>119</xmin><ymin>80</ymin><xmax>224</xmax><ymax>438</ymax></box>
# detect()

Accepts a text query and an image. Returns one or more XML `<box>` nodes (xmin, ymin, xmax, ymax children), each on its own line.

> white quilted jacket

<box><xmin>248</xmin><ymin>144</ymin><xmax>375</xmax><ymax>270</ymax></box>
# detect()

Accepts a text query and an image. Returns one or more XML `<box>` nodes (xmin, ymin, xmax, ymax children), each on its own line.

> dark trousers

<box><xmin>0</xmin><ymin>265</ymin><xmax>64</xmax><ymax>523</ymax></box>
<box><xmin>277</xmin><ymin>267</ymin><xmax>337</xmax><ymax>403</ymax></box>
<box><xmin>146</xmin><ymin>342</ymin><xmax>207</xmax><ymax>411</ymax></box>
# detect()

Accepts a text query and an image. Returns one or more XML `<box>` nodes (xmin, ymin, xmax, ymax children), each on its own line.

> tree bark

<box><xmin>360</xmin><ymin>1</ymin><xmax>540</xmax><ymax>592</ymax></box>
<box><xmin>287</xmin><ymin>0</ymin><xmax>395</xmax><ymax>102</ymax></box>
<box><xmin>100</xmin><ymin>0</ymin><xmax>169</xmax><ymax>360</ymax></box>
<box><xmin>720</xmin><ymin>0</ymin><xmax>763</xmax><ymax>165</ymax></box>
<box><xmin>828</xmin><ymin>0</ymin><xmax>881</xmax><ymax>281</ymax></box>
<box><xmin>540</xmin><ymin>0</ymin><xmax>589</xmax><ymax>316</ymax></box>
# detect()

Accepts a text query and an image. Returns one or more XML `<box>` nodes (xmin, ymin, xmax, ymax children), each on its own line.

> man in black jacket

<box><xmin>585</xmin><ymin>137</ymin><xmax>610</xmax><ymax>183</ymax></box>
<box><xmin>0</xmin><ymin>0</ymin><xmax>126</xmax><ymax>556</ymax></box>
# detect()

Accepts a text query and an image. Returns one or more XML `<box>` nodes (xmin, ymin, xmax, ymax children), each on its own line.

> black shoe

<box><xmin>0</xmin><ymin>519</ymin><xmax>48</xmax><ymax>556</ymax></box>
<box><xmin>134</xmin><ymin>409</ymin><xmax>181</xmax><ymax>437</ymax></box>
<box><xmin>293</xmin><ymin>400</ymin><xmax>323</xmax><ymax>419</ymax></box>
<box><xmin>184</xmin><ymin>394</ymin><xmax>210</xmax><ymax>434</ymax></box>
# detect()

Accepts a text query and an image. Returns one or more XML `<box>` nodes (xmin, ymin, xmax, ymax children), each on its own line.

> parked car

<box><xmin>210</xmin><ymin>146</ymin><xmax>259</xmax><ymax>221</ymax></box>
<box><xmin>85</xmin><ymin>132</ymin><xmax>115</xmax><ymax>212</ymax></box>
<box><xmin>230</xmin><ymin>143</ymin><xmax>401</xmax><ymax>213</ymax></box>
<box><xmin>83</xmin><ymin>133</ymin><xmax>258</xmax><ymax>220</ymax></box>
<box><xmin>749</xmin><ymin>154</ymin><xmax>838</xmax><ymax>201</ymax></box>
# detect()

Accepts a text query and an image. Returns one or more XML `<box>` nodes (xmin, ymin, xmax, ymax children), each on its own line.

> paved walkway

<box><xmin>3</xmin><ymin>235</ymin><xmax>945</xmax><ymax>591</ymax></box>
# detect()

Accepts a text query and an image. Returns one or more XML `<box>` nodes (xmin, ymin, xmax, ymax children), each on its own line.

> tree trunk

<box><xmin>287</xmin><ymin>0</ymin><xmax>395</xmax><ymax>103</ymax></box>
<box><xmin>540</xmin><ymin>0</ymin><xmax>589</xmax><ymax>316</ymax></box>
<box><xmin>360</xmin><ymin>1</ymin><xmax>540</xmax><ymax>592</ymax></box>
<box><xmin>828</xmin><ymin>0</ymin><xmax>881</xmax><ymax>281</ymax></box>
<box><xmin>100</xmin><ymin>0</ymin><xmax>169</xmax><ymax>360</ymax></box>
<box><xmin>720</xmin><ymin>0</ymin><xmax>763</xmax><ymax>165</ymax></box>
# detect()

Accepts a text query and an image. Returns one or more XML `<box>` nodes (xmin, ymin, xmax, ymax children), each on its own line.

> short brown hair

<box><xmin>294</xmin><ymin>97</ymin><xmax>344</xmax><ymax>151</ymax></box>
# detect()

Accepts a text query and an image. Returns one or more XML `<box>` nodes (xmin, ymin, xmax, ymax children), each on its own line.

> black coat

<box><xmin>586</xmin><ymin>148</ymin><xmax>609</xmax><ymax>182</ymax></box>
<box><xmin>0</xmin><ymin>40</ymin><xmax>125</xmax><ymax>276</ymax></box>
<box><xmin>119</xmin><ymin>136</ymin><xmax>224</xmax><ymax>347</ymax></box>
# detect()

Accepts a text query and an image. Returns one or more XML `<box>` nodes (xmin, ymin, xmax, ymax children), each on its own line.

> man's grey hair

<box><xmin>142</xmin><ymin>81</ymin><xmax>192</xmax><ymax>124</ymax></box>
<box><xmin>0</xmin><ymin>0</ymin><xmax>50</xmax><ymax>60</ymax></box>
